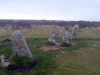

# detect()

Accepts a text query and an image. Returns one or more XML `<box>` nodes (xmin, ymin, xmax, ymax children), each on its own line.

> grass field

<box><xmin>0</xmin><ymin>26</ymin><xmax>100</xmax><ymax>75</ymax></box>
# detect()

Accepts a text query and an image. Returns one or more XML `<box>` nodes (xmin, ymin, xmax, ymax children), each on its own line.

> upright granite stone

<box><xmin>48</xmin><ymin>27</ymin><xmax>70</xmax><ymax>44</ymax></box>
<box><xmin>11</xmin><ymin>30</ymin><xmax>33</xmax><ymax>58</ymax></box>
<box><xmin>72</xmin><ymin>24</ymin><xmax>79</xmax><ymax>39</ymax></box>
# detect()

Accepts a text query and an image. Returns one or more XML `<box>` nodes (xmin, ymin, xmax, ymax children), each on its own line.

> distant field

<box><xmin>0</xmin><ymin>26</ymin><xmax>56</xmax><ymax>40</ymax></box>
<box><xmin>0</xmin><ymin>26</ymin><xmax>100</xmax><ymax>75</ymax></box>
<box><xmin>1</xmin><ymin>26</ymin><xmax>100</xmax><ymax>40</ymax></box>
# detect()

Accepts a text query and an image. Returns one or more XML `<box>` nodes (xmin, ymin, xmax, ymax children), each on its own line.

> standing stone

<box><xmin>72</xmin><ymin>24</ymin><xmax>79</xmax><ymax>39</ymax></box>
<box><xmin>48</xmin><ymin>27</ymin><xmax>70</xmax><ymax>45</ymax></box>
<box><xmin>11</xmin><ymin>30</ymin><xmax>33</xmax><ymax>58</ymax></box>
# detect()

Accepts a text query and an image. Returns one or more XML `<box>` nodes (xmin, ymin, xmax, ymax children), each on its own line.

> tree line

<box><xmin>0</xmin><ymin>19</ymin><xmax>100</xmax><ymax>29</ymax></box>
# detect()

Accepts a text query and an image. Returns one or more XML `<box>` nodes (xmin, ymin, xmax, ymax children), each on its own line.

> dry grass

<box><xmin>1</xmin><ymin>26</ymin><xmax>100</xmax><ymax>40</ymax></box>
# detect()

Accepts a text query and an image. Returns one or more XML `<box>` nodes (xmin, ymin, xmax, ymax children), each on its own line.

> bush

<box><xmin>61</xmin><ymin>42</ymin><xmax>72</xmax><ymax>47</ymax></box>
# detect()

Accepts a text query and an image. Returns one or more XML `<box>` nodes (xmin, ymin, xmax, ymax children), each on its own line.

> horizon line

<box><xmin>0</xmin><ymin>19</ymin><xmax>99</xmax><ymax>22</ymax></box>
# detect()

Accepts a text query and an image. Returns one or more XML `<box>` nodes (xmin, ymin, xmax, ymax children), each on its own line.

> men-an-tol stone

<box><xmin>48</xmin><ymin>27</ymin><xmax>70</xmax><ymax>45</ymax></box>
<box><xmin>11</xmin><ymin>30</ymin><xmax>33</xmax><ymax>58</ymax></box>
<box><xmin>72</xmin><ymin>24</ymin><xmax>79</xmax><ymax>39</ymax></box>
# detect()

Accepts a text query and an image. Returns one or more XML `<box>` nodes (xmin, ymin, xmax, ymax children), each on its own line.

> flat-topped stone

<box><xmin>11</xmin><ymin>30</ymin><xmax>33</xmax><ymax>58</ymax></box>
<box><xmin>48</xmin><ymin>27</ymin><xmax>70</xmax><ymax>44</ymax></box>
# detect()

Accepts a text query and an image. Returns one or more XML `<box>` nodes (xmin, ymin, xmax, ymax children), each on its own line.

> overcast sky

<box><xmin>0</xmin><ymin>0</ymin><xmax>100</xmax><ymax>21</ymax></box>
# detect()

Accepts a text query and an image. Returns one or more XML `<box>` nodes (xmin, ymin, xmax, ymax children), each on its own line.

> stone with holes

<box><xmin>48</xmin><ymin>27</ymin><xmax>70</xmax><ymax>45</ymax></box>
<box><xmin>11</xmin><ymin>30</ymin><xmax>33</xmax><ymax>58</ymax></box>
<box><xmin>72</xmin><ymin>24</ymin><xmax>79</xmax><ymax>39</ymax></box>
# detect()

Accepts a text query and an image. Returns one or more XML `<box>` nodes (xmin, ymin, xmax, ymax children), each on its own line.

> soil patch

<box><xmin>1</xmin><ymin>39</ymin><xmax>11</xmax><ymax>43</ymax></box>
<box><xmin>7</xmin><ymin>60</ymin><xmax>38</xmax><ymax>72</ymax></box>
<box><xmin>70</xmin><ymin>42</ymin><xmax>76</xmax><ymax>46</ymax></box>
<box><xmin>40</xmin><ymin>46</ymin><xmax>65</xmax><ymax>51</ymax></box>
<box><xmin>41</xmin><ymin>42</ymin><xmax>76</xmax><ymax>51</ymax></box>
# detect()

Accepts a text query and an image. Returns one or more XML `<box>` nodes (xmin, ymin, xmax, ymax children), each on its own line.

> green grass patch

<box><xmin>61</xmin><ymin>42</ymin><xmax>72</xmax><ymax>47</ymax></box>
<box><xmin>9</xmin><ymin>55</ymin><xmax>34</xmax><ymax>66</ymax></box>
<box><xmin>43</xmin><ymin>41</ymin><xmax>55</xmax><ymax>46</ymax></box>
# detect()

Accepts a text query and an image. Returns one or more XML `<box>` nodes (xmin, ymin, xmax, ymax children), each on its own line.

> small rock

<box><xmin>56</xmin><ymin>55</ymin><xmax>58</xmax><ymax>57</ymax></box>
<box><xmin>0</xmin><ymin>55</ymin><xmax>10</xmax><ymax>67</ymax></box>
<box><xmin>62</xmin><ymin>51</ymin><xmax>64</xmax><ymax>53</ymax></box>
<box><xmin>91</xmin><ymin>48</ymin><xmax>93</xmax><ymax>49</ymax></box>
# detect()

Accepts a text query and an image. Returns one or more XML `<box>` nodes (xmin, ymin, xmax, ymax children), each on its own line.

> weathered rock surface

<box><xmin>72</xmin><ymin>24</ymin><xmax>79</xmax><ymax>39</ymax></box>
<box><xmin>48</xmin><ymin>27</ymin><xmax>70</xmax><ymax>44</ymax></box>
<box><xmin>11</xmin><ymin>30</ymin><xmax>33</xmax><ymax>58</ymax></box>
<box><xmin>0</xmin><ymin>55</ymin><xmax>10</xmax><ymax>67</ymax></box>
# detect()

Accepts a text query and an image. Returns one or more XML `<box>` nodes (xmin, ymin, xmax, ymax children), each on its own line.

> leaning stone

<box><xmin>48</xmin><ymin>27</ymin><xmax>70</xmax><ymax>45</ymax></box>
<box><xmin>72</xmin><ymin>24</ymin><xmax>79</xmax><ymax>39</ymax></box>
<box><xmin>11</xmin><ymin>30</ymin><xmax>33</xmax><ymax>58</ymax></box>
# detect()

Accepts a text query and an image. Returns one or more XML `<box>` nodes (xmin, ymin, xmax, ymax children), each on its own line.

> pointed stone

<box><xmin>11</xmin><ymin>30</ymin><xmax>33</xmax><ymax>58</ymax></box>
